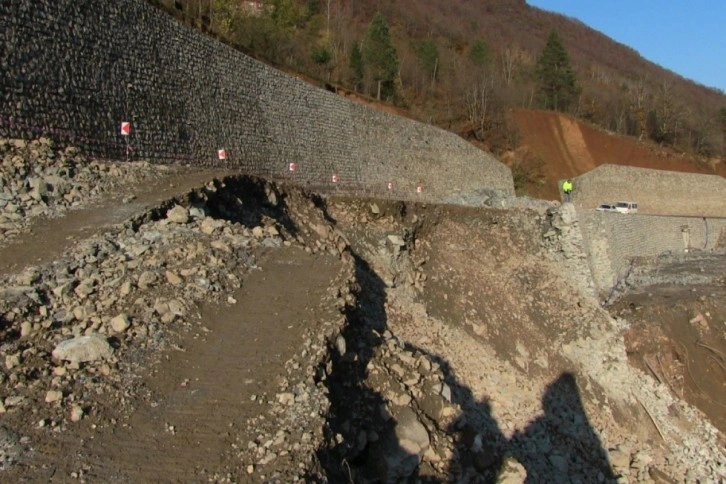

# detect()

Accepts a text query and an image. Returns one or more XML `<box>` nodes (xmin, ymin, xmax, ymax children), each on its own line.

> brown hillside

<box><xmin>157</xmin><ymin>0</ymin><xmax>726</xmax><ymax>166</ymax></box>
<box><xmin>509</xmin><ymin>109</ymin><xmax>726</xmax><ymax>200</ymax></box>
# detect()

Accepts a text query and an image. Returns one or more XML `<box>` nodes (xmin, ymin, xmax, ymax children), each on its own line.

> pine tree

<box><xmin>362</xmin><ymin>13</ymin><xmax>399</xmax><ymax>101</ymax></box>
<box><xmin>536</xmin><ymin>30</ymin><xmax>580</xmax><ymax>112</ymax></box>
<box><xmin>417</xmin><ymin>40</ymin><xmax>439</xmax><ymax>85</ymax></box>
<box><xmin>270</xmin><ymin>0</ymin><xmax>299</xmax><ymax>29</ymax></box>
<box><xmin>349</xmin><ymin>42</ymin><xmax>364</xmax><ymax>92</ymax></box>
<box><xmin>469</xmin><ymin>39</ymin><xmax>490</xmax><ymax>68</ymax></box>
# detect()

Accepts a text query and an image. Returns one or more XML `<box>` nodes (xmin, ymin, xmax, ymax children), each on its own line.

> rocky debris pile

<box><xmin>0</xmin><ymin>176</ymin><xmax>328</xmax><ymax>469</ymax></box>
<box><xmin>0</xmin><ymin>138</ymin><xmax>165</xmax><ymax>244</ymax></box>
<box><xmin>0</xmin><ymin>162</ymin><xmax>371</xmax><ymax>481</ymax></box>
<box><xmin>314</xmin><ymin>325</ymin><xmax>467</xmax><ymax>483</ymax></box>
<box><xmin>561</xmin><ymin>313</ymin><xmax>726</xmax><ymax>481</ymax></box>
<box><xmin>221</xmin><ymin>192</ymin><xmax>725</xmax><ymax>483</ymax></box>
<box><xmin>226</xmin><ymin>199</ymin><xmax>455</xmax><ymax>483</ymax></box>
<box><xmin>234</xmin><ymin>266</ymin><xmax>354</xmax><ymax>483</ymax></box>
<box><xmin>221</xmin><ymin>194</ymin><xmax>387</xmax><ymax>483</ymax></box>
<box><xmin>301</xmin><ymin>197</ymin><xmax>726</xmax><ymax>483</ymax></box>
<box><xmin>541</xmin><ymin>203</ymin><xmax>595</xmax><ymax>296</ymax></box>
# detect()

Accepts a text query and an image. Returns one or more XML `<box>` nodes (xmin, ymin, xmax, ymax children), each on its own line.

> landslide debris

<box><xmin>0</xmin><ymin>138</ymin><xmax>169</xmax><ymax>245</ymax></box>
<box><xmin>0</xmin><ymin>138</ymin><xmax>724</xmax><ymax>483</ymax></box>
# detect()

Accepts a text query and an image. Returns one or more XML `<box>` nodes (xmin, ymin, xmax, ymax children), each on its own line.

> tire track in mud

<box><xmin>73</xmin><ymin>248</ymin><xmax>339</xmax><ymax>482</ymax></box>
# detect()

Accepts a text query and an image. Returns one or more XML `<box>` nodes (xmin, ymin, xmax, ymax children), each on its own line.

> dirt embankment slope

<box><xmin>509</xmin><ymin>109</ymin><xmax>726</xmax><ymax>200</ymax></box>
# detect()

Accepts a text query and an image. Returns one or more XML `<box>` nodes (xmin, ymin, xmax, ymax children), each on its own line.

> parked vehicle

<box><xmin>596</xmin><ymin>203</ymin><xmax>618</xmax><ymax>212</ymax></box>
<box><xmin>614</xmin><ymin>201</ymin><xmax>638</xmax><ymax>214</ymax></box>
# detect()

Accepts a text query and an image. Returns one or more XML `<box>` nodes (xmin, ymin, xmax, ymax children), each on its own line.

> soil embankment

<box><xmin>510</xmin><ymin>109</ymin><xmax>726</xmax><ymax>199</ymax></box>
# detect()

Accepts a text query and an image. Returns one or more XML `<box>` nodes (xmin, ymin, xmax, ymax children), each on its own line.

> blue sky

<box><xmin>526</xmin><ymin>1</ymin><xmax>726</xmax><ymax>93</ymax></box>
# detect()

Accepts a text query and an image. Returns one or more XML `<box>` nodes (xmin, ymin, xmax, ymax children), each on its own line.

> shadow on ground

<box><xmin>194</xmin><ymin>175</ymin><xmax>300</xmax><ymax>237</ymax></box>
<box><xmin>310</xmin><ymin>205</ymin><xmax>616</xmax><ymax>482</ymax></box>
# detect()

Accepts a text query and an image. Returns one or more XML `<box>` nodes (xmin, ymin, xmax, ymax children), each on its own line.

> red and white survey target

<box><xmin>387</xmin><ymin>182</ymin><xmax>394</xmax><ymax>190</ymax></box>
<box><xmin>331</xmin><ymin>174</ymin><xmax>340</xmax><ymax>183</ymax></box>
<box><xmin>289</xmin><ymin>162</ymin><xmax>297</xmax><ymax>171</ymax></box>
<box><xmin>417</xmin><ymin>185</ymin><xmax>424</xmax><ymax>193</ymax></box>
<box><xmin>120</xmin><ymin>122</ymin><xmax>131</xmax><ymax>135</ymax></box>
<box><xmin>217</xmin><ymin>149</ymin><xmax>227</xmax><ymax>160</ymax></box>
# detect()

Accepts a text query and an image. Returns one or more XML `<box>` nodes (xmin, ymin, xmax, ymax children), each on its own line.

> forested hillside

<box><xmin>149</xmin><ymin>0</ymin><xmax>726</xmax><ymax>169</ymax></box>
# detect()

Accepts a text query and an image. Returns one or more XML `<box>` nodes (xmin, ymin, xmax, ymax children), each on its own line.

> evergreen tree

<box><xmin>312</xmin><ymin>45</ymin><xmax>332</xmax><ymax>65</ymax></box>
<box><xmin>270</xmin><ymin>0</ymin><xmax>300</xmax><ymax>29</ymax></box>
<box><xmin>469</xmin><ymin>39</ymin><xmax>490</xmax><ymax>67</ymax></box>
<box><xmin>349</xmin><ymin>42</ymin><xmax>364</xmax><ymax>92</ymax></box>
<box><xmin>416</xmin><ymin>40</ymin><xmax>439</xmax><ymax>84</ymax></box>
<box><xmin>305</xmin><ymin>0</ymin><xmax>320</xmax><ymax>17</ymax></box>
<box><xmin>536</xmin><ymin>30</ymin><xmax>580</xmax><ymax>112</ymax></box>
<box><xmin>362</xmin><ymin>13</ymin><xmax>399</xmax><ymax>101</ymax></box>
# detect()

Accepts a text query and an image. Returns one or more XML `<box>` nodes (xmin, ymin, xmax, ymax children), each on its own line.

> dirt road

<box><xmin>4</xmin><ymin>243</ymin><xmax>340</xmax><ymax>482</ymax></box>
<box><xmin>0</xmin><ymin>167</ymin><xmax>236</xmax><ymax>276</ymax></box>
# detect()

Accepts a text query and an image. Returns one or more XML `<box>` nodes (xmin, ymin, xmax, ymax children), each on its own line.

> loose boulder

<box><xmin>166</xmin><ymin>205</ymin><xmax>189</xmax><ymax>224</ymax></box>
<box><xmin>52</xmin><ymin>334</ymin><xmax>113</xmax><ymax>364</ymax></box>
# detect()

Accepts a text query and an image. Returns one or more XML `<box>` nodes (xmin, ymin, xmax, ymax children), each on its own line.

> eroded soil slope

<box><xmin>509</xmin><ymin>109</ymin><xmax>726</xmax><ymax>199</ymax></box>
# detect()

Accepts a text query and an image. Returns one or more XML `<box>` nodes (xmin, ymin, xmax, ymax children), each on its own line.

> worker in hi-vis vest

<box><xmin>562</xmin><ymin>179</ymin><xmax>573</xmax><ymax>202</ymax></box>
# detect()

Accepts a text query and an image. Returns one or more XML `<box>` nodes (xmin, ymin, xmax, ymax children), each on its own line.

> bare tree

<box><xmin>501</xmin><ymin>47</ymin><xmax>517</xmax><ymax>86</ymax></box>
<box><xmin>465</xmin><ymin>73</ymin><xmax>496</xmax><ymax>135</ymax></box>
<box><xmin>628</xmin><ymin>76</ymin><xmax>650</xmax><ymax>140</ymax></box>
<box><xmin>655</xmin><ymin>79</ymin><xmax>676</xmax><ymax>143</ymax></box>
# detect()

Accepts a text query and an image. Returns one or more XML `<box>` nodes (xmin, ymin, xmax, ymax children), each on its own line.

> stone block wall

<box><xmin>578</xmin><ymin>211</ymin><xmax>726</xmax><ymax>291</ymax></box>
<box><xmin>570</xmin><ymin>165</ymin><xmax>726</xmax><ymax>217</ymax></box>
<box><xmin>0</xmin><ymin>0</ymin><xmax>513</xmax><ymax>204</ymax></box>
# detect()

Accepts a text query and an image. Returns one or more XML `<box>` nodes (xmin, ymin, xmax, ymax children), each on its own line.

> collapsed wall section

<box><xmin>571</xmin><ymin>165</ymin><xmax>726</xmax><ymax>217</ymax></box>
<box><xmin>579</xmin><ymin>211</ymin><xmax>726</xmax><ymax>292</ymax></box>
<box><xmin>0</xmin><ymin>0</ymin><xmax>513</xmax><ymax>203</ymax></box>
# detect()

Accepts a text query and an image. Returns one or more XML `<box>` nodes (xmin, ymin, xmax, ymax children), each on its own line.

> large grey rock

<box><xmin>367</xmin><ymin>408</ymin><xmax>430</xmax><ymax>483</ymax></box>
<box><xmin>0</xmin><ymin>286</ymin><xmax>39</xmax><ymax>306</ymax></box>
<box><xmin>387</xmin><ymin>235</ymin><xmax>406</xmax><ymax>247</ymax></box>
<box><xmin>200</xmin><ymin>217</ymin><xmax>224</xmax><ymax>234</ymax></box>
<box><xmin>52</xmin><ymin>334</ymin><xmax>113</xmax><ymax>364</ymax></box>
<box><xmin>609</xmin><ymin>448</ymin><xmax>631</xmax><ymax>469</ymax></box>
<box><xmin>498</xmin><ymin>458</ymin><xmax>528</xmax><ymax>483</ymax></box>
<box><xmin>109</xmin><ymin>313</ymin><xmax>131</xmax><ymax>333</ymax></box>
<box><xmin>166</xmin><ymin>205</ymin><xmax>189</xmax><ymax>224</ymax></box>
<box><xmin>43</xmin><ymin>174</ymin><xmax>70</xmax><ymax>196</ymax></box>
<box><xmin>394</xmin><ymin>408</ymin><xmax>429</xmax><ymax>453</ymax></box>
<box><xmin>137</xmin><ymin>271</ymin><xmax>158</xmax><ymax>289</ymax></box>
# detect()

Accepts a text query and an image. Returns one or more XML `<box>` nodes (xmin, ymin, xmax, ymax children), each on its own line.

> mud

<box><xmin>615</xmin><ymin>281</ymin><xmax>726</xmax><ymax>434</ymax></box>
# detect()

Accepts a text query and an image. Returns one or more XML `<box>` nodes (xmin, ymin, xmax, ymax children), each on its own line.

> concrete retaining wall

<box><xmin>578</xmin><ymin>210</ymin><xmax>726</xmax><ymax>291</ymax></box>
<box><xmin>570</xmin><ymin>165</ymin><xmax>726</xmax><ymax>217</ymax></box>
<box><xmin>0</xmin><ymin>0</ymin><xmax>513</xmax><ymax>203</ymax></box>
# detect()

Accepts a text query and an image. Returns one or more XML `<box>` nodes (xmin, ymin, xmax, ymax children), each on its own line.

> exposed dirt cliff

<box><xmin>507</xmin><ymin>109</ymin><xmax>726</xmax><ymax>200</ymax></box>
